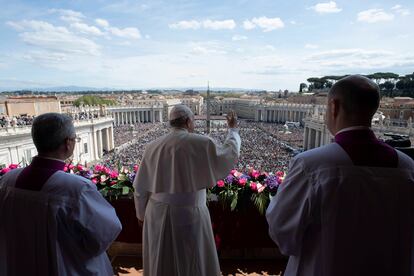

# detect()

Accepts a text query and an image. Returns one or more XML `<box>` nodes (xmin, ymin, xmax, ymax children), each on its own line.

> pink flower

<box><xmin>8</xmin><ymin>164</ymin><xmax>19</xmax><ymax>169</ymax></box>
<box><xmin>110</xmin><ymin>180</ymin><xmax>117</xmax><ymax>186</ymax></box>
<box><xmin>257</xmin><ymin>183</ymin><xmax>267</xmax><ymax>193</ymax></box>
<box><xmin>216</xmin><ymin>180</ymin><xmax>225</xmax><ymax>187</ymax></box>
<box><xmin>103</xmin><ymin>167</ymin><xmax>111</xmax><ymax>175</ymax></box>
<box><xmin>109</xmin><ymin>171</ymin><xmax>119</xmax><ymax>179</ymax></box>
<box><xmin>230</xmin><ymin>169</ymin><xmax>236</xmax><ymax>175</ymax></box>
<box><xmin>250</xmin><ymin>182</ymin><xmax>257</xmax><ymax>191</ymax></box>
<box><xmin>133</xmin><ymin>165</ymin><xmax>139</xmax><ymax>172</ymax></box>
<box><xmin>234</xmin><ymin>171</ymin><xmax>243</xmax><ymax>178</ymax></box>
<box><xmin>94</xmin><ymin>164</ymin><xmax>104</xmax><ymax>172</ymax></box>
<box><xmin>238</xmin><ymin>178</ymin><xmax>247</xmax><ymax>186</ymax></box>
<box><xmin>1</xmin><ymin>168</ymin><xmax>11</xmax><ymax>174</ymax></box>
<box><xmin>276</xmin><ymin>171</ymin><xmax>284</xmax><ymax>177</ymax></box>
<box><xmin>68</xmin><ymin>164</ymin><xmax>74</xmax><ymax>170</ymax></box>
<box><xmin>76</xmin><ymin>164</ymin><xmax>84</xmax><ymax>171</ymax></box>
<box><xmin>92</xmin><ymin>178</ymin><xmax>98</xmax><ymax>184</ymax></box>
<box><xmin>251</xmin><ymin>170</ymin><xmax>260</xmax><ymax>179</ymax></box>
<box><xmin>63</xmin><ymin>166</ymin><xmax>68</xmax><ymax>172</ymax></box>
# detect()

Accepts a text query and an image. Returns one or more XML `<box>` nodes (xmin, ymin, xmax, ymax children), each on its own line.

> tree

<box><xmin>299</xmin><ymin>83</ymin><xmax>307</xmax><ymax>93</ymax></box>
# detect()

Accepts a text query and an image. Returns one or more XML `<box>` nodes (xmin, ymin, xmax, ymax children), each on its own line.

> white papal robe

<box><xmin>0</xmin><ymin>169</ymin><xmax>122</xmax><ymax>276</ymax></box>
<box><xmin>266</xmin><ymin>143</ymin><xmax>414</xmax><ymax>276</ymax></box>
<box><xmin>134</xmin><ymin>128</ymin><xmax>241</xmax><ymax>276</ymax></box>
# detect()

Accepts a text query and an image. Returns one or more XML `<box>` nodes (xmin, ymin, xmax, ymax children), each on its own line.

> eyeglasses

<box><xmin>69</xmin><ymin>136</ymin><xmax>81</xmax><ymax>143</ymax></box>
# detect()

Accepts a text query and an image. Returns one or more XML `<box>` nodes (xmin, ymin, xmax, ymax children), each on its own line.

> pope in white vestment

<box><xmin>134</xmin><ymin>106</ymin><xmax>241</xmax><ymax>276</ymax></box>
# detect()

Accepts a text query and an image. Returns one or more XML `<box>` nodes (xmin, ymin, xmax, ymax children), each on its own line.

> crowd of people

<box><xmin>113</xmin><ymin>123</ymin><xmax>165</xmax><ymax>147</ymax></box>
<box><xmin>103</xmin><ymin>123</ymin><xmax>169</xmax><ymax>168</ymax></box>
<box><xmin>105</xmin><ymin>120</ymin><xmax>303</xmax><ymax>174</ymax></box>
<box><xmin>0</xmin><ymin>115</ymin><xmax>35</xmax><ymax>128</ymax></box>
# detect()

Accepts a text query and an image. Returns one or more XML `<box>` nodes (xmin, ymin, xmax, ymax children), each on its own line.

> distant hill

<box><xmin>0</xmin><ymin>85</ymin><xmax>264</xmax><ymax>93</ymax></box>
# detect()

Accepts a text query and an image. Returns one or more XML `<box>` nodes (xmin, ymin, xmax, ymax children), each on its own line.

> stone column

<box><xmin>304</xmin><ymin>127</ymin><xmax>309</xmax><ymax>150</ymax></box>
<box><xmin>105</xmin><ymin>127</ymin><xmax>111</xmax><ymax>151</ymax></box>
<box><xmin>315</xmin><ymin>130</ymin><xmax>321</xmax><ymax>148</ymax></box>
<box><xmin>109</xmin><ymin>126</ymin><xmax>114</xmax><ymax>149</ymax></box>
<box><xmin>98</xmin><ymin>129</ymin><xmax>103</xmax><ymax>158</ymax></box>
<box><xmin>93</xmin><ymin>130</ymin><xmax>99</xmax><ymax>159</ymax></box>
<box><xmin>307</xmin><ymin>128</ymin><xmax>312</xmax><ymax>150</ymax></box>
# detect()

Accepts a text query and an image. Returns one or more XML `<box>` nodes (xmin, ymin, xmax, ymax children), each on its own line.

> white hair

<box><xmin>169</xmin><ymin>105</ymin><xmax>194</xmax><ymax>128</ymax></box>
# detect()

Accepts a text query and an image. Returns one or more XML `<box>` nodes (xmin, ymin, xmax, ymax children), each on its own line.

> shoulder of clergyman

<box><xmin>292</xmin><ymin>143</ymin><xmax>346</xmax><ymax>174</ymax></box>
<box><xmin>47</xmin><ymin>171</ymin><xmax>96</xmax><ymax>199</ymax></box>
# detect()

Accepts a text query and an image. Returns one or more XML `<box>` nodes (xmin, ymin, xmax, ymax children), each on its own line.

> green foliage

<box><xmin>251</xmin><ymin>192</ymin><xmax>270</xmax><ymax>216</ymax></box>
<box><xmin>73</xmin><ymin>95</ymin><xmax>116</xmax><ymax>107</ymax></box>
<box><xmin>305</xmin><ymin>72</ymin><xmax>414</xmax><ymax>97</ymax></box>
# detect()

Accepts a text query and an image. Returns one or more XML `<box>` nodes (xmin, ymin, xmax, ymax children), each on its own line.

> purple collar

<box><xmin>334</xmin><ymin>129</ymin><xmax>398</xmax><ymax>168</ymax></box>
<box><xmin>15</xmin><ymin>156</ymin><xmax>66</xmax><ymax>191</ymax></box>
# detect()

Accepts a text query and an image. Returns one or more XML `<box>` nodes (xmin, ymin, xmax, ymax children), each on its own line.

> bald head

<box><xmin>329</xmin><ymin>75</ymin><xmax>380</xmax><ymax>122</ymax></box>
<box><xmin>169</xmin><ymin>105</ymin><xmax>194</xmax><ymax>129</ymax></box>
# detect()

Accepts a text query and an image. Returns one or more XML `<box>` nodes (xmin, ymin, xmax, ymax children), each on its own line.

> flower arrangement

<box><xmin>209</xmin><ymin>168</ymin><xmax>285</xmax><ymax>215</ymax></box>
<box><xmin>1</xmin><ymin>161</ymin><xmax>284</xmax><ymax>214</ymax></box>
<box><xmin>64</xmin><ymin>163</ymin><xmax>137</xmax><ymax>200</ymax></box>
<box><xmin>0</xmin><ymin>164</ymin><xmax>20</xmax><ymax>176</ymax></box>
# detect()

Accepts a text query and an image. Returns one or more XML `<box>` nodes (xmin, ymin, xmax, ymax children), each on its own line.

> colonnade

<box><xmin>108</xmin><ymin>107</ymin><xmax>163</xmax><ymax>126</ymax></box>
<box><xmin>90</xmin><ymin>126</ymin><xmax>115</xmax><ymax>160</ymax></box>
<box><xmin>255</xmin><ymin>104</ymin><xmax>313</xmax><ymax>124</ymax></box>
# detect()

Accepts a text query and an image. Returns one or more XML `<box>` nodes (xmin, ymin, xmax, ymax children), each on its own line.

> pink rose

<box><xmin>230</xmin><ymin>169</ymin><xmax>236</xmax><ymax>175</ymax></box>
<box><xmin>1</xmin><ymin>167</ymin><xmax>11</xmax><ymax>174</ymax></box>
<box><xmin>92</xmin><ymin>178</ymin><xmax>98</xmax><ymax>184</ymax></box>
<box><xmin>8</xmin><ymin>164</ymin><xmax>19</xmax><ymax>169</ymax></box>
<box><xmin>251</xmin><ymin>170</ymin><xmax>260</xmax><ymax>179</ymax></box>
<box><xmin>133</xmin><ymin>165</ymin><xmax>139</xmax><ymax>172</ymax></box>
<box><xmin>276</xmin><ymin>171</ymin><xmax>284</xmax><ymax>177</ymax></box>
<box><xmin>94</xmin><ymin>164</ymin><xmax>103</xmax><ymax>172</ymax></box>
<box><xmin>234</xmin><ymin>171</ymin><xmax>243</xmax><ymax>178</ymax></box>
<box><xmin>63</xmin><ymin>166</ymin><xmax>68</xmax><ymax>172</ymax></box>
<box><xmin>257</xmin><ymin>183</ymin><xmax>266</xmax><ymax>193</ymax></box>
<box><xmin>238</xmin><ymin>178</ymin><xmax>247</xmax><ymax>186</ymax></box>
<box><xmin>109</xmin><ymin>171</ymin><xmax>119</xmax><ymax>179</ymax></box>
<box><xmin>216</xmin><ymin>180</ymin><xmax>225</xmax><ymax>187</ymax></box>
<box><xmin>76</xmin><ymin>164</ymin><xmax>84</xmax><ymax>171</ymax></box>
<box><xmin>68</xmin><ymin>164</ymin><xmax>74</xmax><ymax>170</ymax></box>
<box><xmin>250</xmin><ymin>182</ymin><xmax>257</xmax><ymax>191</ymax></box>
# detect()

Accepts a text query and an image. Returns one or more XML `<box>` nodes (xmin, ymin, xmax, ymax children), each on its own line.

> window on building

<box><xmin>84</xmin><ymin>143</ymin><xmax>88</xmax><ymax>153</ymax></box>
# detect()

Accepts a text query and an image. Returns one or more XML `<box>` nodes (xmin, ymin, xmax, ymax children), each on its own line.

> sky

<box><xmin>0</xmin><ymin>0</ymin><xmax>413</xmax><ymax>91</ymax></box>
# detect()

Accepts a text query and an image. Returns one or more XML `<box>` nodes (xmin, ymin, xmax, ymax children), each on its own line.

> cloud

<box><xmin>70</xmin><ymin>22</ymin><xmax>104</xmax><ymax>36</ymax></box>
<box><xmin>6</xmin><ymin>20</ymin><xmax>101</xmax><ymax>56</ymax></box>
<box><xmin>190</xmin><ymin>42</ymin><xmax>227</xmax><ymax>55</ymax></box>
<box><xmin>305</xmin><ymin>43</ymin><xmax>319</xmax><ymax>49</ymax></box>
<box><xmin>243</xmin><ymin>20</ymin><xmax>256</xmax><ymax>30</ymax></box>
<box><xmin>303</xmin><ymin>48</ymin><xmax>414</xmax><ymax>72</ymax></box>
<box><xmin>290</xmin><ymin>20</ymin><xmax>297</xmax><ymax>25</ymax></box>
<box><xmin>391</xmin><ymin>5</ymin><xmax>411</xmax><ymax>16</ymax></box>
<box><xmin>310</xmin><ymin>1</ymin><xmax>342</xmax><ymax>14</ymax></box>
<box><xmin>357</xmin><ymin>9</ymin><xmax>394</xmax><ymax>23</ymax></box>
<box><xmin>49</xmin><ymin>9</ymin><xmax>85</xmax><ymax>23</ymax></box>
<box><xmin>243</xmin><ymin>17</ymin><xmax>284</xmax><ymax>32</ymax></box>
<box><xmin>108</xmin><ymin>26</ymin><xmax>141</xmax><ymax>39</ymax></box>
<box><xmin>202</xmin><ymin>19</ymin><xmax>236</xmax><ymax>30</ymax></box>
<box><xmin>264</xmin><ymin>45</ymin><xmax>276</xmax><ymax>51</ymax></box>
<box><xmin>169</xmin><ymin>20</ymin><xmax>201</xmax><ymax>30</ymax></box>
<box><xmin>232</xmin><ymin>35</ymin><xmax>248</xmax><ymax>41</ymax></box>
<box><xmin>95</xmin><ymin>18</ymin><xmax>109</xmax><ymax>28</ymax></box>
<box><xmin>169</xmin><ymin>19</ymin><xmax>236</xmax><ymax>30</ymax></box>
